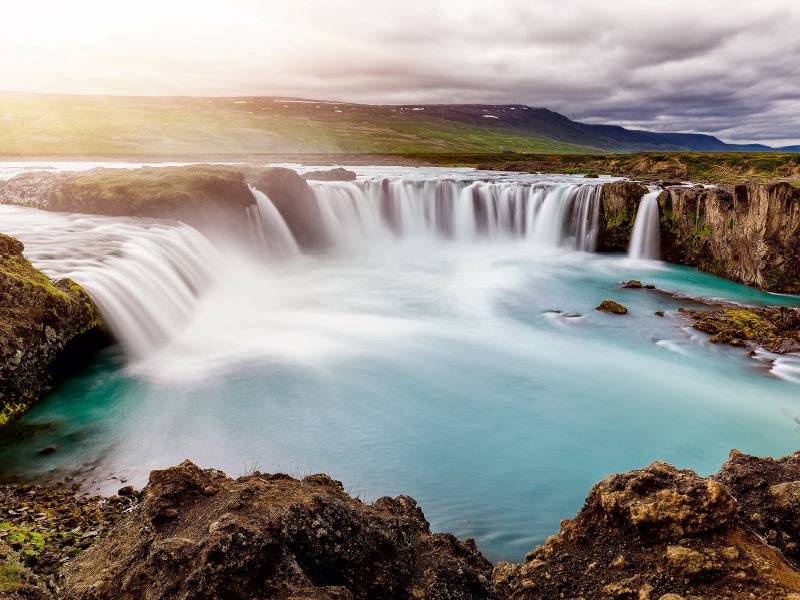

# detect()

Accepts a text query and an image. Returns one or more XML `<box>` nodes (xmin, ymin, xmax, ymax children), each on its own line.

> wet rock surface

<box><xmin>58</xmin><ymin>460</ymin><xmax>496</xmax><ymax>600</ymax></box>
<box><xmin>494</xmin><ymin>455</ymin><xmax>800</xmax><ymax>600</ymax></box>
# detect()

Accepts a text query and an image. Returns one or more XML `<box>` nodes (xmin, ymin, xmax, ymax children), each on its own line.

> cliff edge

<box><xmin>0</xmin><ymin>234</ymin><xmax>102</xmax><ymax>427</ymax></box>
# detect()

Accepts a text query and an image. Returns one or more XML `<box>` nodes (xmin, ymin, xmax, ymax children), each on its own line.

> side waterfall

<box><xmin>308</xmin><ymin>179</ymin><xmax>603</xmax><ymax>250</ymax></box>
<box><xmin>628</xmin><ymin>189</ymin><xmax>661</xmax><ymax>260</ymax></box>
<box><xmin>247</xmin><ymin>186</ymin><xmax>300</xmax><ymax>257</ymax></box>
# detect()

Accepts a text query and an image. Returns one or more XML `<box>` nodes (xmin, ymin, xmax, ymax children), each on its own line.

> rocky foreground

<box><xmin>4</xmin><ymin>452</ymin><xmax>800</xmax><ymax>598</ymax></box>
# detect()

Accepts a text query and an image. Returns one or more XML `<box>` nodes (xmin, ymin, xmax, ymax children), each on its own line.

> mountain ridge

<box><xmin>0</xmin><ymin>91</ymin><xmax>796</xmax><ymax>155</ymax></box>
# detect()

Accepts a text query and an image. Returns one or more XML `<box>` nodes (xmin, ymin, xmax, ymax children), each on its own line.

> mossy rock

<box><xmin>0</xmin><ymin>234</ymin><xmax>104</xmax><ymax>428</ymax></box>
<box><xmin>596</xmin><ymin>300</ymin><xmax>628</xmax><ymax>314</ymax></box>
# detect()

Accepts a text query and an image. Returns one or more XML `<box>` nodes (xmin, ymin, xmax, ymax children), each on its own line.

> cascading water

<box><xmin>0</xmin><ymin>205</ymin><xmax>219</xmax><ymax>359</ymax></box>
<box><xmin>247</xmin><ymin>186</ymin><xmax>300</xmax><ymax>257</ymax></box>
<box><xmin>628</xmin><ymin>189</ymin><xmax>662</xmax><ymax>260</ymax></box>
<box><xmin>3</xmin><ymin>166</ymin><xmax>800</xmax><ymax>566</ymax></box>
<box><xmin>308</xmin><ymin>179</ymin><xmax>603</xmax><ymax>250</ymax></box>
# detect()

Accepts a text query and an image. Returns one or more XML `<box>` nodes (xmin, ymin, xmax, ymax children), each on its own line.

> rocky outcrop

<box><xmin>0</xmin><ymin>166</ymin><xmax>257</xmax><ymax>238</ymax></box>
<box><xmin>494</xmin><ymin>455</ymin><xmax>800</xmax><ymax>600</ymax></box>
<box><xmin>0</xmin><ymin>234</ymin><xmax>103</xmax><ymax>428</ymax></box>
<box><xmin>302</xmin><ymin>167</ymin><xmax>357</xmax><ymax>181</ymax></box>
<box><xmin>659</xmin><ymin>182</ymin><xmax>800</xmax><ymax>293</ymax></box>
<box><xmin>245</xmin><ymin>166</ymin><xmax>331</xmax><ymax>249</ymax></box>
<box><xmin>59</xmin><ymin>460</ymin><xmax>496</xmax><ymax>600</ymax></box>
<box><xmin>681</xmin><ymin>305</ymin><xmax>800</xmax><ymax>353</ymax></box>
<box><xmin>597</xmin><ymin>181</ymin><xmax>649</xmax><ymax>251</ymax></box>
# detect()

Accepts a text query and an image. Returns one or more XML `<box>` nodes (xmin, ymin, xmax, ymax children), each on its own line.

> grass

<box><xmin>0</xmin><ymin>93</ymin><xmax>598</xmax><ymax>156</ymax></box>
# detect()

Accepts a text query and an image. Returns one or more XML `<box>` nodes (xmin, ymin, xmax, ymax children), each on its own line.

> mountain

<box><xmin>0</xmin><ymin>92</ymin><xmax>794</xmax><ymax>155</ymax></box>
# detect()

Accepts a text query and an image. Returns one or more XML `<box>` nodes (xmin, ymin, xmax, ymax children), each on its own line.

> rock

<box><xmin>0</xmin><ymin>166</ymin><xmax>256</xmax><ymax>239</ymax></box>
<box><xmin>681</xmin><ymin>304</ymin><xmax>800</xmax><ymax>354</ymax></box>
<box><xmin>38</xmin><ymin>445</ymin><xmax>57</xmax><ymax>455</ymax></box>
<box><xmin>59</xmin><ymin>460</ymin><xmax>496</xmax><ymax>600</ymax></box>
<box><xmin>493</xmin><ymin>458</ymin><xmax>800</xmax><ymax>600</ymax></box>
<box><xmin>621</xmin><ymin>280</ymin><xmax>656</xmax><ymax>289</ymax></box>
<box><xmin>597</xmin><ymin>181</ymin><xmax>649</xmax><ymax>252</ymax></box>
<box><xmin>660</xmin><ymin>182</ymin><xmax>800</xmax><ymax>293</ymax></box>
<box><xmin>0</xmin><ymin>234</ymin><xmax>104</xmax><ymax>428</ymax></box>
<box><xmin>245</xmin><ymin>167</ymin><xmax>331</xmax><ymax>249</ymax></box>
<box><xmin>117</xmin><ymin>486</ymin><xmax>135</xmax><ymax>497</ymax></box>
<box><xmin>596</xmin><ymin>300</ymin><xmax>628</xmax><ymax>314</ymax></box>
<box><xmin>655</xmin><ymin>311</ymin><xmax>665</xmax><ymax>317</ymax></box>
<box><xmin>302</xmin><ymin>167</ymin><xmax>357</xmax><ymax>181</ymax></box>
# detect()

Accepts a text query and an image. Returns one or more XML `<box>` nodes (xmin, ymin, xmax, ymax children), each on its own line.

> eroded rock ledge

<box><xmin>495</xmin><ymin>451</ymin><xmax>800</xmax><ymax>600</ymax></box>
<box><xmin>0</xmin><ymin>234</ymin><xmax>103</xmax><ymax>427</ymax></box>
<box><xmin>6</xmin><ymin>453</ymin><xmax>800</xmax><ymax>599</ymax></box>
<box><xmin>58</xmin><ymin>460</ymin><xmax>496</xmax><ymax>600</ymax></box>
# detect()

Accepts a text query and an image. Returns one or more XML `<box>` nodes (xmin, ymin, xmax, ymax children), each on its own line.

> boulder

<box><xmin>59</xmin><ymin>461</ymin><xmax>496</xmax><ymax>600</ymax></box>
<box><xmin>596</xmin><ymin>300</ymin><xmax>628</xmax><ymax>314</ymax></box>
<box><xmin>494</xmin><ymin>459</ymin><xmax>800</xmax><ymax>599</ymax></box>
<box><xmin>245</xmin><ymin>167</ymin><xmax>331</xmax><ymax>249</ymax></box>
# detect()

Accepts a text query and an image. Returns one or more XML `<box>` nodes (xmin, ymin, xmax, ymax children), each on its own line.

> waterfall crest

<box><xmin>308</xmin><ymin>179</ymin><xmax>603</xmax><ymax>250</ymax></box>
<box><xmin>628</xmin><ymin>189</ymin><xmax>662</xmax><ymax>260</ymax></box>
<box><xmin>247</xmin><ymin>186</ymin><xmax>300</xmax><ymax>257</ymax></box>
<box><xmin>0</xmin><ymin>206</ymin><xmax>218</xmax><ymax>359</ymax></box>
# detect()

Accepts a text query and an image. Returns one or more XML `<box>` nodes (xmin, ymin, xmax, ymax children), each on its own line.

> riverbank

<box><xmin>6</xmin><ymin>451</ymin><xmax>800</xmax><ymax>599</ymax></box>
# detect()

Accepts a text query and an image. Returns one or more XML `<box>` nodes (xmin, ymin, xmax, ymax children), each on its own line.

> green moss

<box><xmin>596</xmin><ymin>300</ymin><xmax>628</xmax><ymax>314</ymax></box>
<box><xmin>0</xmin><ymin>524</ymin><xmax>46</xmax><ymax>558</ymax></box>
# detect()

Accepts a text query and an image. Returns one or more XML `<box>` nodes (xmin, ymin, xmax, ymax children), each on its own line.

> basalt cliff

<box><xmin>598</xmin><ymin>180</ymin><xmax>800</xmax><ymax>294</ymax></box>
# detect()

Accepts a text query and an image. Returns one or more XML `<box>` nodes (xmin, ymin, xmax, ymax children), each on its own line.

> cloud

<box><xmin>1</xmin><ymin>0</ymin><xmax>799</xmax><ymax>144</ymax></box>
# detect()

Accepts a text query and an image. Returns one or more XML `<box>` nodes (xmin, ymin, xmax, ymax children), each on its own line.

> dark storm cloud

<box><xmin>4</xmin><ymin>0</ymin><xmax>800</xmax><ymax>144</ymax></box>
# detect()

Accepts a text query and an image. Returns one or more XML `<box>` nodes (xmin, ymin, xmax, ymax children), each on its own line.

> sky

<box><xmin>2</xmin><ymin>0</ymin><xmax>800</xmax><ymax>146</ymax></box>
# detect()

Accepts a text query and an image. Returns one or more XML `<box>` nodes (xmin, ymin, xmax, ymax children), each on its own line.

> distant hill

<box><xmin>0</xmin><ymin>92</ymin><xmax>794</xmax><ymax>156</ymax></box>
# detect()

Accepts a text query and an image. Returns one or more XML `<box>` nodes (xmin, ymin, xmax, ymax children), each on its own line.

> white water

<box><xmin>247</xmin><ymin>186</ymin><xmax>300</xmax><ymax>257</ymax></box>
<box><xmin>309</xmin><ymin>179</ymin><xmax>603</xmax><ymax>249</ymax></box>
<box><xmin>3</xmin><ymin>166</ymin><xmax>800</xmax><ymax>563</ymax></box>
<box><xmin>628</xmin><ymin>189</ymin><xmax>662</xmax><ymax>260</ymax></box>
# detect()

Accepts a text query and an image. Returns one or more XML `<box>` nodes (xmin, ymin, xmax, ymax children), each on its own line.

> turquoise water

<box><xmin>2</xmin><ymin>240</ymin><xmax>800</xmax><ymax>562</ymax></box>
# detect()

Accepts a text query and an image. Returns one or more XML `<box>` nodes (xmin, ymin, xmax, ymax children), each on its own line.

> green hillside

<box><xmin>0</xmin><ymin>93</ymin><xmax>597</xmax><ymax>156</ymax></box>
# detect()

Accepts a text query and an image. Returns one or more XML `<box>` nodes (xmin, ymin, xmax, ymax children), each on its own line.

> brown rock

<box><xmin>59</xmin><ymin>460</ymin><xmax>496</xmax><ymax>600</ymax></box>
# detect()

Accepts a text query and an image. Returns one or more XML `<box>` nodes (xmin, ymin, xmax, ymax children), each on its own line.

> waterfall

<box><xmin>628</xmin><ymin>189</ymin><xmax>662</xmax><ymax>260</ymax></box>
<box><xmin>307</xmin><ymin>179</ymin><xmax>603</xmax><ymax>250</ymax></box>
<box><xmin>247</xmin><ymin>186</ymin><xmax>300</xmax><ymax>257</ymax></box>
<box><xmin>0</xmin><ymin>206</ymin><xmax>218</xmax><ymax>359</ymax></box>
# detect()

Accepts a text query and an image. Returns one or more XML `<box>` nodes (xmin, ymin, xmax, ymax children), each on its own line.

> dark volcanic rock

<box><xmin>302</xmin><ymin>167</ymin><xmax>357</xmax><ymax>181</ymax></box>
<box><xmin>597</xmin><ymin>181</ymin><xmax>649</xmax><ymax>252</ymax></box>
<box><xmin>494</xmin><ymin>459</ymin><xmax>800</xmax><ymax>600</ymax></box>
<box><xmin>59</xmin><ymin>461</ymin><xmax>496</xmax><ymax>600</ymax></box>
<box><xmin>246</xmin><ymin>167</ymin><xmax>331</xmax><ymax>249</ymax></box>
<box><xmin>0</xmin><ymin>234</ymin><xmax>103</xmax><ymax>427</ymax></box>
